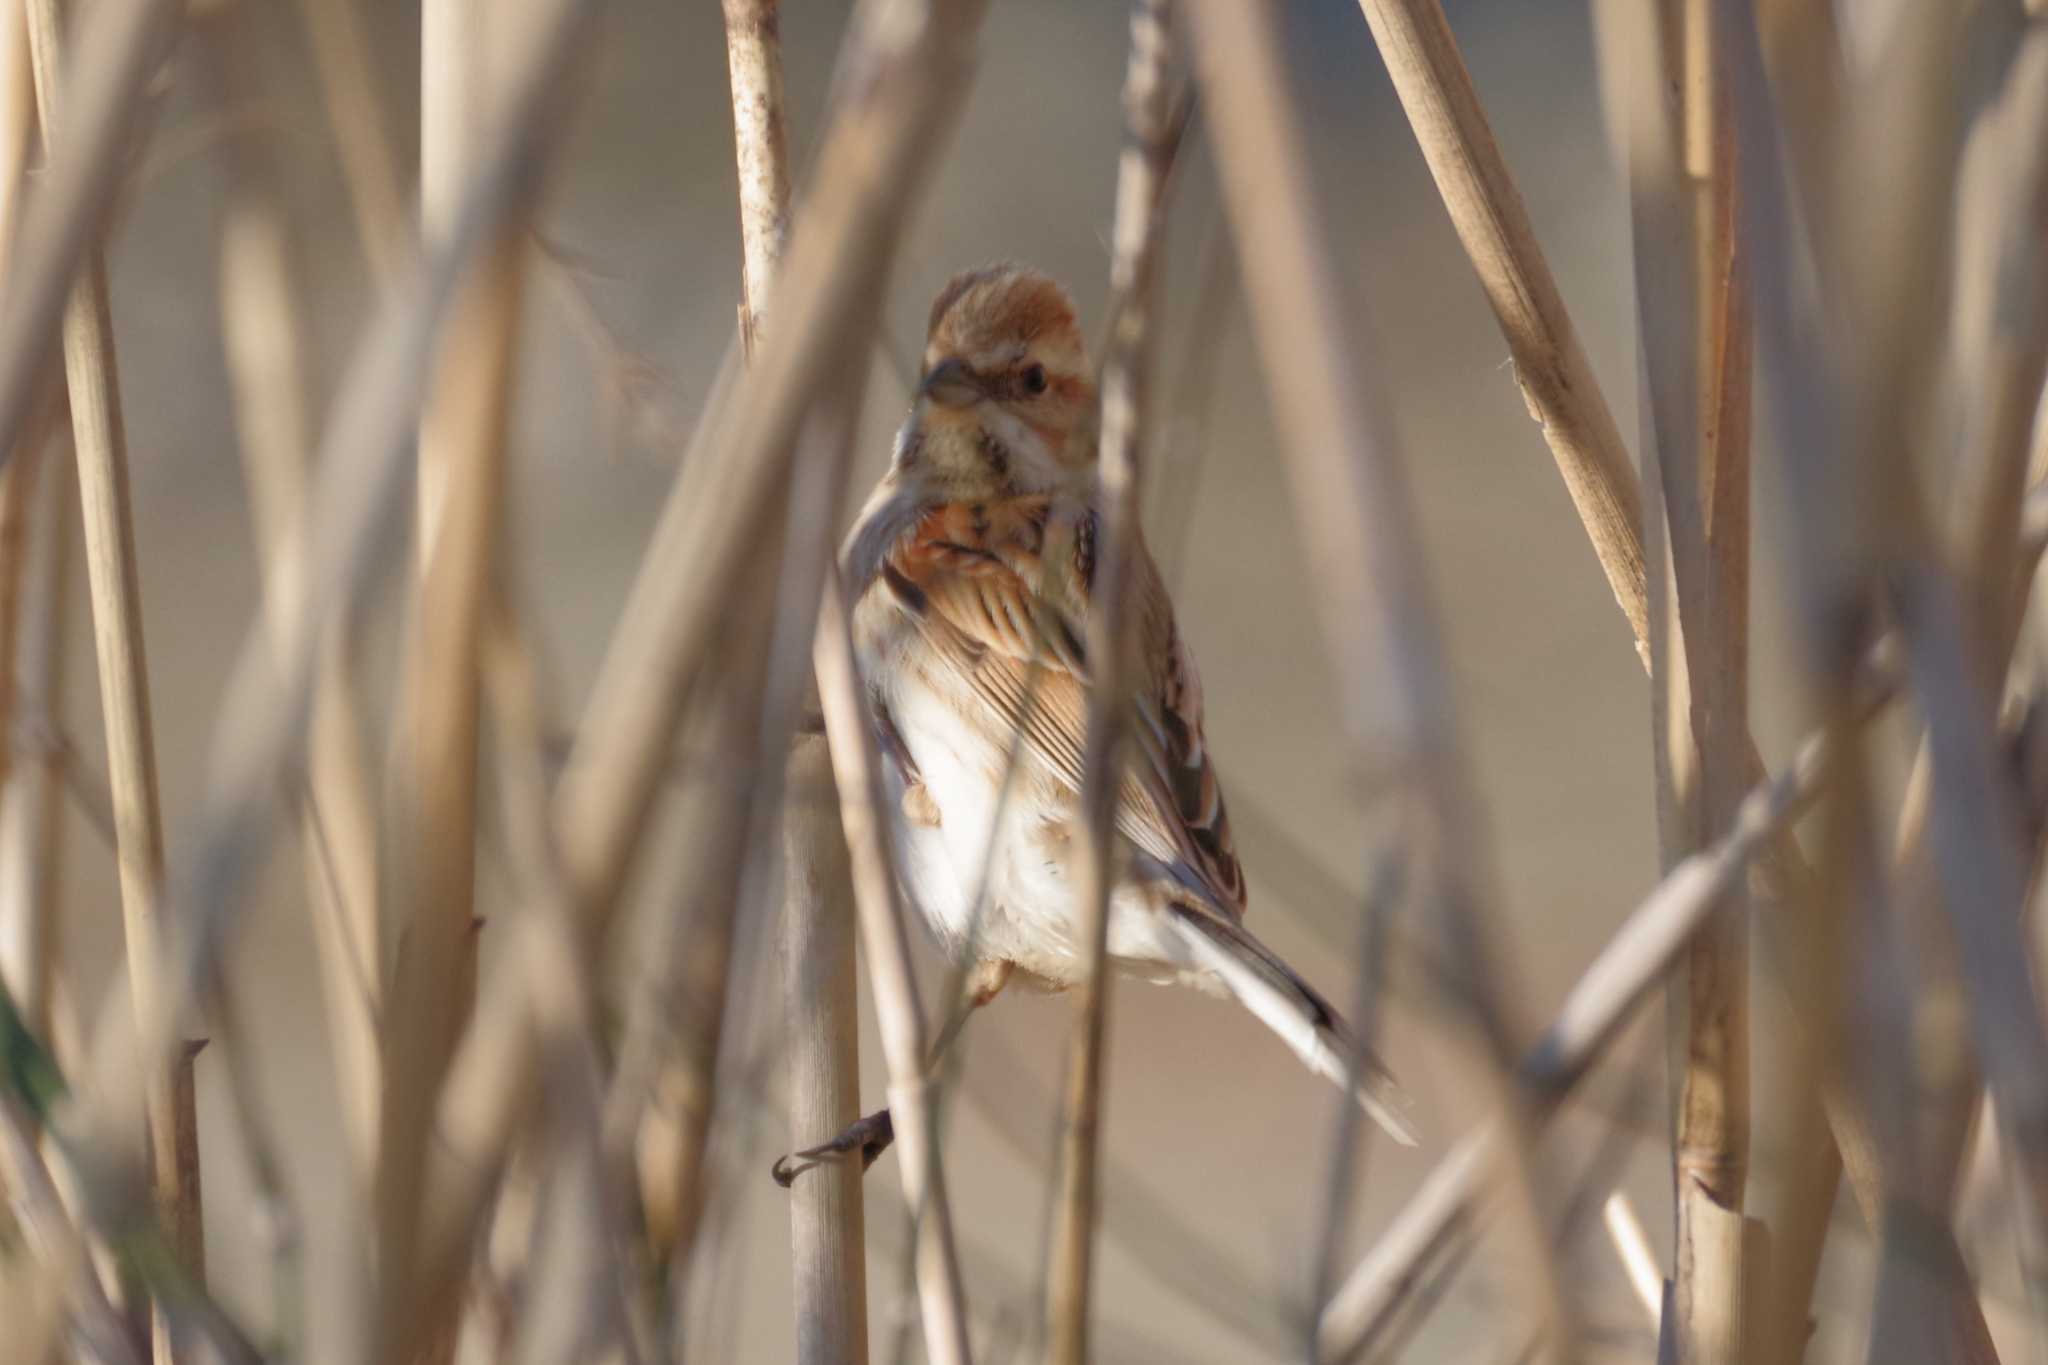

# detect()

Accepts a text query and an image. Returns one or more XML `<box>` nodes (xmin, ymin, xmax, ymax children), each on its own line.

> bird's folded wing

<box><xmin>882</xmin><ymin>496</ymin><xmax>1247</xmax><ymax>918</ymax></box>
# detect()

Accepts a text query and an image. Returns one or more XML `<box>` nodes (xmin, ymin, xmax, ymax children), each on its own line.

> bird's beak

<box><xmin>918</xmin><ymin>357</ymin><xmax>982</xmax><ymax>409</ymax></box>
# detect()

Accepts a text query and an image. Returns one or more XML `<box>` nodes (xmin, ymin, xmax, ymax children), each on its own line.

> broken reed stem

<box><xmin>208</xmin><ymin>5</ymin><xmax>385</xmax><ymax>1194</ymax></box>
<box><xmin>25</xmin><ymin>0</ymin><xmax>201</xmax><ymax>1351</ymax></box>
<box><xmin>405</xmin><ymin>0</ymin><xmax>987</xmax><ymax>1348</ymax></box>
<box><xmin>1044</xmin><ymin>3</ymin><xmax>1172</xmax><ymax>1360</ymax></box>
<box><xmin>1318</xmin><ymin>641</ymin><xmax>1899</xmax><ymax>1361</ymax></box>
<box><xmin>813</xmin><ymin>567</ymin><xmax>973</xmax><ymax>1365</ymax></box>
<box><xmin>380</xmin><ymin>4</ymin><xmax>527</xmax><ymax>1354</ymax></box>
<box><xmin>1183</xmin><ymin>0</ymin><xmax>1574</xmax><ymax>1352</ymax></box>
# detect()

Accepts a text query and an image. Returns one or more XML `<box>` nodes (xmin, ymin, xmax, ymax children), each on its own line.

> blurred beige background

<box><xmin>31</xmin><ymin>0</ymin><xmax>1947</xmax><ymax>1360</ymax></box>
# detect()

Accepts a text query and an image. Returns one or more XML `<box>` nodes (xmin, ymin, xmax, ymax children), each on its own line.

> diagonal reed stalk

<box><xmin>1043</xmin><ymin>2</ymin><xmax>1174</xmax><ymax>1359</ymax></box>
<box><xmin>1317</xmin><ymin>638</ymin><xmax>1901</xmax><ymax>1361</ymax></box>
<box><xmin>25</xmin><ymin>1</ymin><xmax>200</xmax><ymax>1358</ymax></box>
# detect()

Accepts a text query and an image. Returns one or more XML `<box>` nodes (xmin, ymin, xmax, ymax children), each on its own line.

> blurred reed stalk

<box><xmin>381</xmin><ymin>0</ymin><xmax>529</xmax><ymax>1355</ymax></box>
<box><xmin>0</xmin><ymin>0</ymin><xmax>177</xmax><ymax>467</ymax></box>
<box><xmin>616</xmin><ymin>0</ymin><xmax>799</xmax><ymax>1293</ymax></box>
<box><xmin>1042</xmin><ymin>1</ymin><xmax>1173</xmax><ymax>1359</ymax></box>
<box><xmin>1315</xmin><ymin>648</ymin><xmax>1887</xmax><ymax>1360</ymax></box>
<box><xmin>206</xmin><ymin>1</ymin><xmax>385</xmax><ymax>1203</ymax></box>
<box><xmin>1890</xmin><ymin>4</ymin><xmax>2048</xmax><ymax>1292</ymax></box>
<box><xmin>1184</xmin><ymin>0</ymin><xmax>1575</xmax><ymax>1353</ymax></box>
<box><xmin>0</xmin><ymin>0</ymin><xmax>47</xmax><ymax>1037</ymax></box>
<box><xmin>0</xmin><ymin>438</ymin><xmax>65</xmax><ymax>1053</ymax></box>
<box><xmin>704</xmin><ymin>3</ymin><xmax>871</xmax><ymax>1358</ymax></box>
<box><xmin>24</xmin><ymin>3</ymin><xmax>200</xmax><ymax>1361</ymax></box>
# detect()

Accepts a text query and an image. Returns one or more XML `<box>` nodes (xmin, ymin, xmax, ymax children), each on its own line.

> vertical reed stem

<box><xmin>1044</xmin><ymin>3</ymin><xmax>1172</xmax><ymax>1359</ymax></box>
<box><xmin>24</xmin><ymin>1</ymin><xmax>200</xmax><ymax>1356</ymax></box>
<box><xmin>383</xmin><ymin>1</ymin><xmax>526</xmax><ymax>1356</ymax></box>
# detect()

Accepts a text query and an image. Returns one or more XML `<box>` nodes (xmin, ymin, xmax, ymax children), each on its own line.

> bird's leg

<box><xmin>772</xmin><ymin>958</ymin><xmax>1013</xmax><ymax>1187</ymax></box>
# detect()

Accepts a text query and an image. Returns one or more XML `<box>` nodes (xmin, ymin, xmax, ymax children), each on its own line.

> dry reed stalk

<box><xmin>1359</xmin><ymin>0</ymin><xmax>1965</xmax><ymax>1339</ymax></box>
<box><xmin>1895</xmin><ymin>14</ymin><xmax>2048</xmax><ymax>1220</ymax></box>
<box><xmin>783</xmin><ymin>733</ymin><xmax>869</xmax><ymax>1365</ymax></box>
<box><xmin>710</xmin><ymin>6</ymin><xmax>867</xmax><ymax>1356</ymax></box>
<box><xmin>1718</xmin><ymin>2</ymin><xmax>2034</xmax><ymax>1358</ymax></box>
<box><xmin>207</xmin><ymin>7</ymin><xmax>384</xmax><ymax>1194</ymax></box>
<box><xmin>812</xmin><ymin>567</ymin><xmax>973</xmax><ymax>1365</ymax></box>
<box><xmin>0</xmin><ymin>0</ymin><xmax>176</xmax><ymax>469</ymax></box>
<box><xmin>1603</xmin><ymin>1191</ymin><xmax>1664</xmax><ymax>1326</ymax></box>
<box><xmin>724</xmin><ymin>0</ymin><xmax>791</xmax><ymax>359</ymax></box>
<box><xmin>1182</xmin><ymin>0</ymin><xmax>1575</xmax><ymax>1353</ymax></box>
<box><xmin>24</xmin><ymin>0</ymin><xmax>200</xmax><ymax>1353</ymax></box>
<box><xmin>379</xmin><ymin>5</ymin><xmax>528</xmax><ymax>1354</ymax></box>
<box><xmin>1352</xmin><ymin>0</ymin><xmax>1645</xmax><ymax>652</ymax></box>
<box><xmin>1042</xmin><ymin>3</ymin><xmax>1173</xmax><ymax>1360</ymax></box>
<box><xmin>24</xmin><ymin>6</ymin><xmax>605</xmax><ymax>1359</ymax></box>
<box><xmin>0</xmin><ymin>0</ymin><xmax>46</xmax><ymax>1041</ymax></box>
<box><xmin>0</xmin><ymin>0</ymin><xmax>35</xmax><ymax>819</ymax></box>
<box><xmin>479</xmin><ymin>603</ymin><xmax>659</xmax><ymax>1365</ymax></box>
<box><xmin>613</xmin><ymin>0</ymin><xmax>798</xmax><ymax>1296</ymax></box>
<box><xmin>406</xmin><ymin>0</ymin><xmax>988</xmax><ymax>1347</ymax></box>
<box><xmin>1609</xmin><ymin>1</ymin><xmax>1757</xmax><ymax>1356</ymax></box>
<box><xmin>1317</xmin><ymin>648</ymin><xmax>1899</xmax><ymax>1360</ymax></box>
<box><xmin>293</xmin><ymin>0</ymin><xmax>403</xmax><ymax>290</ymax></box>
<box><xmin>1352</xmin><ymin>0</ymin><xmax>1821</xmax><ymax>979</ymax></box>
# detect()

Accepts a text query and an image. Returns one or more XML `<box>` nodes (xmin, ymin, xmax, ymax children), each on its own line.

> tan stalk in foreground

<box><xmin>25</xmin><ymin>1</ymin><xmax>200</xmax><ymax>1358</ymax></box>
<box><xmin>380</xmin><ymin>2</ymin><xmax>529</xmax><ymax>1355</ymax></box>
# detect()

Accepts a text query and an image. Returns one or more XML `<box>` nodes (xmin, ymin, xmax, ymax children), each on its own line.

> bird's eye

<box><xmin>1021</xmin><ymin>364</ymin><xmax>1048</xmax><ymax>395</ymax></box>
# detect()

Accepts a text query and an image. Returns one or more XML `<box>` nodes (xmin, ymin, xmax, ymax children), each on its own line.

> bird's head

<box><xmin>895</xmin><ymin>263</ymin><xmax>1096</xmax><ymax>496</ymax></box>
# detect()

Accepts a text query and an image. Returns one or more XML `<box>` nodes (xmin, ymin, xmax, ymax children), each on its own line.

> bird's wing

<box><xmin>879</xmin><ymin>495</ymin><xmax>1247</xmax><ymax>918</ymax></box>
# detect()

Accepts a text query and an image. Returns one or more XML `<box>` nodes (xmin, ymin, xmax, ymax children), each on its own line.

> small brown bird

<box><xmin>838</xmin><ymin>262</ymin><xmax>1413</xmax><ymax>1143</ymax></box>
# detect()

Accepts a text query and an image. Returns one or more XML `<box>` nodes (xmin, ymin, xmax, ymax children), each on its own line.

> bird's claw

<box><xmin>771</xmin><ymin>1108</ymin><xmax>895</xmax><ymax>1188</ymax></box>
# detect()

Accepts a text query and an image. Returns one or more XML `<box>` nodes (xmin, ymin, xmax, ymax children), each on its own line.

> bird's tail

<box><xmin>1165</xmin><ymin>903</ymin><xmax>1417</xmax><ymax>1146</ymax></box>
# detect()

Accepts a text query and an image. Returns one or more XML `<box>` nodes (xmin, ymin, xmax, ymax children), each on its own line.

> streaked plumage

<box><xmin>841</xmin><ymin>263</ymin><xmax>1413</xmax><ymax>1142</ymax></box>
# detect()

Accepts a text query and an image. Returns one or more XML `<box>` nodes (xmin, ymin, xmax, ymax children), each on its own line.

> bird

<box><xmin>787</xmin><ymin>261</ymin><xmax>1412</xmax><ymax>1180</ymax></box>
